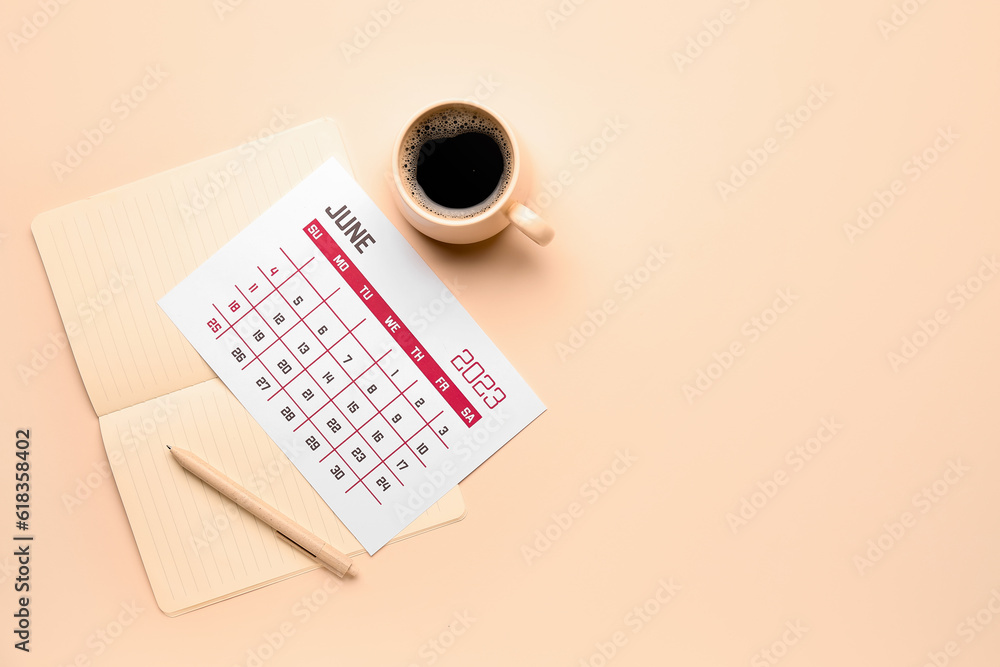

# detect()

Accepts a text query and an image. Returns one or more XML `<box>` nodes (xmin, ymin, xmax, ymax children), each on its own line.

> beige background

<box><xmin>3</xmin><ymin>0</ymin><xmax>1000</xmax><ymax>665</ymax></box>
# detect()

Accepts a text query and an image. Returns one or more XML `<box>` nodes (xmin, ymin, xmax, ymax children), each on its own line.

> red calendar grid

<box><xmin>207</xmin><ymin>244</ymin><xmax>466</xmax><ymax>506</ymax></box>
<box><xmin>304</xmin><ymin>218</ymin><xmax>482</xmax><ymax>427</ymax></box>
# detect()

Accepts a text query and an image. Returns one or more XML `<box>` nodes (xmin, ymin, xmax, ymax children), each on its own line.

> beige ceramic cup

<box><xmin>390</xmin><ymin>100</ymin><xmax>554</xmax><ymax>246</ymax></box>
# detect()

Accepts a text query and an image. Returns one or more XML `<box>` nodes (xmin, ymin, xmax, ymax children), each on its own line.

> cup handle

<box><xmin>506</xmin><ymin>202</ymin><xmax>555</xmax><ymax>246</ymax></box>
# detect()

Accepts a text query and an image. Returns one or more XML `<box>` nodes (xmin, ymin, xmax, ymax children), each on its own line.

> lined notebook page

<box><xmin>100</xmin><ymin>379</ymin><xmax>466</xmax><ymax>616</ymax></box>
<box><xmin>32</xmin><ymin>118</ymin><xmax>353</xmax><ymax>416</ymax></box>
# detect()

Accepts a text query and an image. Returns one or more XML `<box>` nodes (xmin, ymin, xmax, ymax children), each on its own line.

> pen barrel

<box><xmin>172</xmin><ymin>448</ymin><xmax>354</xmax><ymax>577</ymax></box>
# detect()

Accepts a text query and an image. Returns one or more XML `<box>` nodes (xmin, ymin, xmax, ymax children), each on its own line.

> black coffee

<box><xmin>400</xmin><ymin>106</ymin><xmax>512</xmax><ymax>218</ymax></box>
<box><xmin>416</xmin><ymin>132</ymin><xmax>504</xmax><ymax>209</ymax></box>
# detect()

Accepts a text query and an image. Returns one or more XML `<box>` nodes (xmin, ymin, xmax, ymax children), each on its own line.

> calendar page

<box><xmin>159</xmin><ymin>157</ymin><xmax>545</xmax><ymax>554</ymax></box>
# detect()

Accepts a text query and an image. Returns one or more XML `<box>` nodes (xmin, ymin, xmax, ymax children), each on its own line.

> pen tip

<box><xmin>165</xmin><ymin>444</ymin><xmax>172</xmax><ymax>450</ymax></box>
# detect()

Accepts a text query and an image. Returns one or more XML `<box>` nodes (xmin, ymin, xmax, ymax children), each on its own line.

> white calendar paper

<box><xmin>159</xmin><ymin>157</ymin><xmax>545</xmax><ymax>554</ymax></box>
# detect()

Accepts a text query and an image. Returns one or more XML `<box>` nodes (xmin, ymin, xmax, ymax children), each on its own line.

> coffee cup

<box><xmin>390</xmin><ymin>100</ymin><xmax>554</xmax><ymax>246</ymax></box>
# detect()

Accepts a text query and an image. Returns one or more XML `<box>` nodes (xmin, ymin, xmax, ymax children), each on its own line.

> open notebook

<box><xmin>31</xmin><ymin>119</ymin><xmax>466</xmax><ymax>616</ymax></box>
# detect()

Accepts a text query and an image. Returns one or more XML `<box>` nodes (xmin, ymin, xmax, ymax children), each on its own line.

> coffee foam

<box><xmin>400</xmin><ymin>107</ymin><xmax>513</xmax><ymax>219</ymax></box>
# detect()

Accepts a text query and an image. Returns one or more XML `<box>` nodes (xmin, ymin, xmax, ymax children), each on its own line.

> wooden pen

<box><xmin>167</xmin><ymin>445</ymin><xmax>356</xmax><ymax>578</ymax></box>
